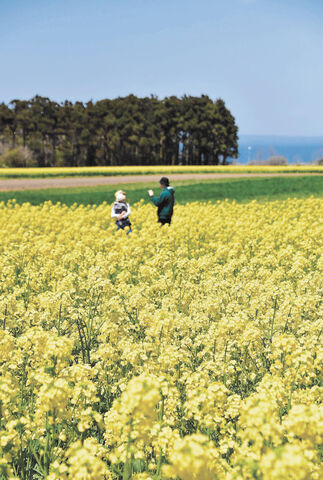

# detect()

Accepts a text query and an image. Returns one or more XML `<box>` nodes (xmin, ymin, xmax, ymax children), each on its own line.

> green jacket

<box><xmin>151</xmin><ymin>186</ymin><xmax>175</xmax><ymax>220</ymax></box>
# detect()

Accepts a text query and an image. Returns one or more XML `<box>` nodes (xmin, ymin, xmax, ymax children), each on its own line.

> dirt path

<box><xmin>0</xmin><ymin>173</ymin><xmax>321</xmax><ymax>191</ymax></box>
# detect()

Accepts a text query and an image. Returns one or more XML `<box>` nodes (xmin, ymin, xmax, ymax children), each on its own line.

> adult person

<box><xmin>148</xmin><ymin>177</ymin><xmax>175</xmax><ymax>225</ymax></box>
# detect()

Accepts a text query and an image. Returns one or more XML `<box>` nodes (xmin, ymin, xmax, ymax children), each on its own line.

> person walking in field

<box><xmin>148</xmin><ymin>177</ymin><xmax>175</xmax><ymax>225</ymax></box>
<box><xmin>111</xmin><ymin>190</ymin><xmax>132</xmax><ymax>234</ymax></box>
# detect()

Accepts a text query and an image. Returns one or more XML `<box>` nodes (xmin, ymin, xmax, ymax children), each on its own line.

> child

<box><xmin>111</xmin><ymin>190</ymin><xmax>132</xmax><ymax>234</ymax></box>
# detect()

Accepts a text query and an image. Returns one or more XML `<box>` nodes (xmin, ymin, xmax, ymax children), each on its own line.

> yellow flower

<box><xmin>163</xmin><ymin>434</ymin><xmax>227</xmax><ymax>479</ymax></box>
<box><xmin>0</xmin><ymin>196</ymin><xmax>322</xmax><ymax>478</ymax></box>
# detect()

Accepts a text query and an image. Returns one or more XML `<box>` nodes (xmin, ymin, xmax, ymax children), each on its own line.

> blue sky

<box><xmin>0</xmin><ymin>0</ymin><xmax>322</xmax><ymax>136</ymax></box>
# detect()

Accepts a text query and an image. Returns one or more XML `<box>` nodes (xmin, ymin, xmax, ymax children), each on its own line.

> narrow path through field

<box><xmin>0</xmin><ymin>172</ymin><xmax>321</xmax><ymax>191</ymax></box>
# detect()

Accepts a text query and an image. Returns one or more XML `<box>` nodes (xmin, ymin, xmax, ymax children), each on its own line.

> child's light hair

<box><xmin>115</xmin><ymin>190</ymin><xmax>127</xmax><ymax>202</ymax></box>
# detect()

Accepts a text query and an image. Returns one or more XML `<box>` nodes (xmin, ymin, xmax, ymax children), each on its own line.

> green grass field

<box><xmin>0</xmin><ymin>176</ymin><xmax>322</xmax><ymax>206</ymax></box>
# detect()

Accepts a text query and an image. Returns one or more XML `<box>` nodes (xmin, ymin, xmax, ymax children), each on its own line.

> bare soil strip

<box><xmin>0</xmin><ymin>173</ymin><xmax>321</xmax><ymax>191</ymax></box>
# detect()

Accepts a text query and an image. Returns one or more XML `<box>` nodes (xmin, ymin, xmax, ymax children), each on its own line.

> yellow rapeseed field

<box><xmin>0</xmin><ymin>198</ymin><xmax>322</xmax><ymax>480</ymax></box>
<box><xmin>0</xmin><ymin>165</ymin><xmax>322</xmax><ymax>177</ymax></box>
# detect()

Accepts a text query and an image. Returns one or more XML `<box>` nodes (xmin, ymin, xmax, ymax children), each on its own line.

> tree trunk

<box><xmin>11</xmin><ymin>129</ymin><xmax>16</xmax><ymax>149</ymax></box>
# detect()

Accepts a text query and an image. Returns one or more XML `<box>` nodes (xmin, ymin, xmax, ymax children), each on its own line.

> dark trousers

<box><xmin>158</xmin><ymin>217</ymin><xmax>171</xmax><ymax>226</ymax></box>
<box><xmin>116</xmin><ymin>218</ymin><xmax>131</xmax><ymax>229</ymax></box>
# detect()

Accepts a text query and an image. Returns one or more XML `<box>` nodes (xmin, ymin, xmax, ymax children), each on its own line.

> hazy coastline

<box><xmin>237</xmin><ymin>134</ymin><xmax>323</xmax><ymax>164</ymax></box>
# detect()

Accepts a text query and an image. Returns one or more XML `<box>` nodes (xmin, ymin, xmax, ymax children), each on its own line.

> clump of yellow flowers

<box><xmin>0</xmin><ymin>197</ymin><xmax>322</xmax><ymax>480</ymax></box>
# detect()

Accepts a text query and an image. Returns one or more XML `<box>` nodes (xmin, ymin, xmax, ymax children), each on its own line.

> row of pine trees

<box><xmin>0</xmin><ymin>94</ymin><xmax>238</xmax><ymax>167</ymax></box>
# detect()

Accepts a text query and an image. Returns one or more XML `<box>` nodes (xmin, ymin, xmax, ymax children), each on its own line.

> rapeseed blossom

<box><xmin>0</xmin><ymin>165</ymin><xmax>322</xmax><ymax>177</ymax></box>
<box><xmin>0</xmin><ymin>197</ymin><xmax>322</xmax><ymax>479</ymax></box>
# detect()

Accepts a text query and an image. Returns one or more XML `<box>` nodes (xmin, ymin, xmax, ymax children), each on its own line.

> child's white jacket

<box><xmin>111</xmin><ymin>202</ymin><xmax>131</xmax><ymax>219</ymax></box>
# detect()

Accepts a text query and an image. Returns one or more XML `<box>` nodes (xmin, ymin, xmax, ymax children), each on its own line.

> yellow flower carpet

<box><xmin>0</xmin><ymin>198</ymin><xmax>322</xmax><ymax>479</ymax></box>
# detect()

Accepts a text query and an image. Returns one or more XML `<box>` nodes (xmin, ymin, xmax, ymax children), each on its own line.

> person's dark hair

<box><xmin>160</xmin><ymin>177</ymin><xmax>170</xmax><ymax>187</ymax></box>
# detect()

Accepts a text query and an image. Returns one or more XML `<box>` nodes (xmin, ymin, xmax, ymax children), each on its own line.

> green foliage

<box><xmin>0</xmin><ymin>146</ymin><xmax>36</xmax><ymax>168</ymax></box>
<box><xmin>0</xmin><ymin>95</ymin><xmax>238</xmax><ymax>167</ymax></box>
<box><xmin>0</xmin><ymin>176</ymin><xmax>321</xmax><ymax>206</ymax></box>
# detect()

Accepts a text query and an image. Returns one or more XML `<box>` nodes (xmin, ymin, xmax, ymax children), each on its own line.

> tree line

<box><xmin>0</xmin><ymin>94</ymin><xmax>238</xmax><ymax>167</ymax></box>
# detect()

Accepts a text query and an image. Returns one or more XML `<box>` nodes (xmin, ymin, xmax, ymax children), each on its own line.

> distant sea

<box><xmin>235</xmin><ymin>135</ymin><xmax>323</xmax><ymax>165</ymax></box>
